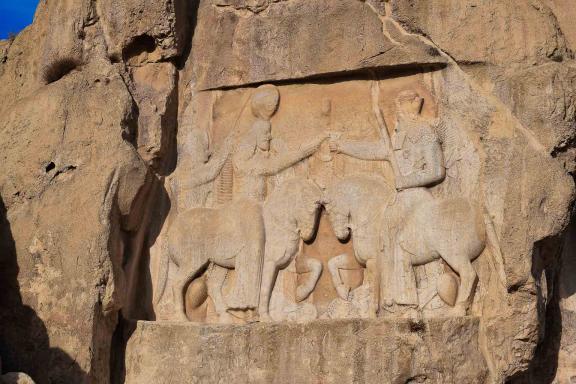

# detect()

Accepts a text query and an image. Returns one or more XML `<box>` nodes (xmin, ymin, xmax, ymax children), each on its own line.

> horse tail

<box><xmin>483</xmin><ymin>208</ymin><xmax>507</xmax><ymax>288</ymax></box>
<box><xmin>154</xmin><ymin>238</ymin><xmax>170</xmax><ymax>305</ymax></box>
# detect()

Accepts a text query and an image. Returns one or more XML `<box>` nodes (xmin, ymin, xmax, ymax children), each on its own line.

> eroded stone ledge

<box><xmin>125</xmin><ymin>317</ymin><xmax>488</xmax><ymax>384</ymax></box>
<box><xmin>192</xmin><ymin>0</ymin><xmax>447</xmax><ymax>90</ymax></box>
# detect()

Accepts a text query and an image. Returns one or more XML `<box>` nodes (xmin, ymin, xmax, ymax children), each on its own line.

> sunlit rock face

<box><xmin>1</xmin><ymin>1</ymin><xmax>575</xmax><ymax>383</ymax></box>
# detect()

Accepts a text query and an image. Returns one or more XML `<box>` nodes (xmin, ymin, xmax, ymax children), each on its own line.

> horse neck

<box><xmin>263</xmin><ymin>198</ymin><xmax>299</xmax><ymax>241</ymax></box>
<box><xmin>349</xmin><ymin>194</ymin><xmax>384</xmax><ymax>237</ymax></box>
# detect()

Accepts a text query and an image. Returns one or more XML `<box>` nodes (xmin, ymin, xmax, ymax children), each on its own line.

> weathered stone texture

<box><xmin>125</xmin><ymin>318</ymin><xmax>488</xmax><ymax>384</ymax></box>
<box><xmin>0</xmin><ymin>66</ymin><xmax>149</xmax><ymax>383</ymax></box>
<box><xmin>192</xmin><ymin>0</ymin><xmax>446</xmax><ymax>89</ymax></box>
<box><xmin>0</xmin><ymin>0</ymin><xmax>168</xmax><ymax>383</ymax></box>
<box><xmin>555</xmin><ymin>221</ymin><xmax>576</xmax><ymax>383</ymax></box>
<box><xmin>390</xmin><ymin>0</ymin><xmax>570</xmax><ymax>66</ymax></box>
<box><xmin>542</xmin><ymin>0</ymin><xmax>576</xmax><ymax>52</ymax></box>
<box><xmin>0</xmin><ymin>0</ymin><xmax>575</xmax><ymax>383</ymax></box>
<box><xmin>97</xmin><ymin>0</ymin><xmax>189</xmax><ymax>62</ymax></box>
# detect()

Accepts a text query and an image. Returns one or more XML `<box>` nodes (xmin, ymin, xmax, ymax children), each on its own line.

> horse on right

<box><xmin>323</xmin><ymin>175</ymin><xmax>503</xmax><ymax>317</ymax></box>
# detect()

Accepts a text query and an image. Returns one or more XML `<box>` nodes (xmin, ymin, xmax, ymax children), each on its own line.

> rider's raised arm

<box><xmin>338</xmin><ymin>139</ymin><xmax>389</xmax><ymax>161</ymax></box>
<box><xmin>252</xmin><ymin>135</ymin><xmax>325</xmax><ymax>176</ymax></box>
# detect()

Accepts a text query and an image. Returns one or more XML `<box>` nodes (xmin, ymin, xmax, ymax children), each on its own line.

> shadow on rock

<box><xmin>0</xmin><ymin>197</ymin><xmax>88</xmax><ymax>384</ymax></box>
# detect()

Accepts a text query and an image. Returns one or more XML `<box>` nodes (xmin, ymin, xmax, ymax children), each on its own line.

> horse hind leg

<box><xmin>296</xmin><ymin>258</ymin><xmax>323</xmax><ymax>302</ymax></box>
<box><xmin>259</xmin><ymin>258</ymin><xmax>280</xmax><ymax>322</ymax></box>
<box><xmin>442</xmin><ymin>256</ymin><xmax>478</xmax><ymax>316</ymax></box>
<box><xmin>328</xmin><ymin>254</ymin><xmax>351</xmax><ymax>300</ymax></box>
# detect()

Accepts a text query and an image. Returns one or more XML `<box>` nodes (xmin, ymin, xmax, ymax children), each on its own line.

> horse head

<box><xmin>324</xmin><ymin>175</ymin><xmax>394</xmax><ymax>241</ymax></box>
<box><xmin>293</xmin><ymin>179</ymin><xmax>323</xmax><ymax>241</ymax></box>
<box><xmin>323</xmin><ymin>185</ymin><xmax>351</xmax><ymax>241</ymax></box>
<box><xmin>266</xmin><ymin>177</ymin><xmax>323</xmax><ymax>242</ymax></box>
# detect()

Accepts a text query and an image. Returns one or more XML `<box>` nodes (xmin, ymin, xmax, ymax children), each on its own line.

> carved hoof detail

<box><xmin>437</xmin><ymin>272</ymin><xmax>459</xmax><ymax>307</ymax></box>
<box><xmin>336</xmin><ymin>284</ymin><xmax>351</xmax><ymax>301</ymax></box>
<box><xmin>296</xmin><ymin>285</ymin><xmax>312</xmax><ymax>302</ymax></box>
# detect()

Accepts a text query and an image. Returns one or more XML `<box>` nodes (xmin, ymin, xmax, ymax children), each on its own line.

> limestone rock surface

<box><xmin>125</xmin><ymin>318</ymin><xmax>488</xmax><ymax>384</ymax></box>
<box><xmin>192</xmin><ymin>0</ymin><xmax>447</xmax><ymax>89</ymax></box>
<box><xmin>0</xmin><ymin>0</ymin><xmax>575</xmax><ymax>384</ymax></box>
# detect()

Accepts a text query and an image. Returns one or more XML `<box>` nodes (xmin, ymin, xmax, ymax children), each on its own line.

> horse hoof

<box><xmin>336</xmin><ymin>284</ymin><xmax>351</xmax><ymax>301</ymax></box>
<box><xmin>437</xmin><ymin>272</ymin><xmax>459</xmax><ymax>307</ymax></box>
<box><xmin>296</xmin><ymin>286</ymin><xmax>313</xmax><ymax>302</ymax></box>
<box><xmin>225</xmin><ymin>298</ymin><xmax>251</xmax><ymax>311</ymax></box>
<box><xmin>217</xmin><ymin>312</ymin><xmax>235</xmax><ymax>324</ymax></box>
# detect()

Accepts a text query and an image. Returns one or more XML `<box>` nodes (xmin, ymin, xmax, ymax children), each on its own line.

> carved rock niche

<box><xmin>139</xmin><ymin>64</ymin><xmax>571</xmax><ymax>382</ymax></box>
<box><xmin>156</xmin><ymin>72</ymin><xmax>462</xmax><ymax>323</ymax></box>
<box><xmin>127</xmin><ymin>56</ymin><xmax>570</xmax><ymax>382</ymax></box>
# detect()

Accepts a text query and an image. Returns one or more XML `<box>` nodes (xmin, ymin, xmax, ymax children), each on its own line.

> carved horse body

<box><xmin>259</xmin><ymin>177</ymin><xmax>323</xmax><ymax>321</ymax></box>
<box><xmin>156</xmin><ymin>198</ymin><xmax>265</xmax><ymax>321</ymax></box>
<box><xmin>203</xmin><ymin>177</ymin><xmax>324</xmax><ymax>322</ymax></box>
<box><xmin>323</xmin><ymin>175</ymin><xmax>393</xmax><ymax>315</ymax></box>
<box><xmin>324</xmin><ymin>175</ymin><xmax>490</xmax><ymax>316</ymax></box>
<box><xmin>156</xmin><ymin>177</ymin><xmax>323</xmax><ymax>322</ymax></box>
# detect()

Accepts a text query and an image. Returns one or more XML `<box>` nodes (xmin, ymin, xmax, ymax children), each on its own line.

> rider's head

<box><xmin>396</xmin><ymin>89</ymin><xmax>423</xmax><ymax>118</ymax></box>
<box><xmin>251</xmin><ymin>84</ymin><xmax>280</xmax><ymax>120</ymax></box>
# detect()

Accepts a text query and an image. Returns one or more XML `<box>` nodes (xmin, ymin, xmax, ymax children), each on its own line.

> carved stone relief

<box><xmin>154</xmin><ymin>71</ymin><xmax>506</xmax><ymax>324</ymax></box>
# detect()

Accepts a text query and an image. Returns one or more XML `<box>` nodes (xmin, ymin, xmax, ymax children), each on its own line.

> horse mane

<box><xmin>266</xmin><ymin>177</ymin><xmax>321</xmax><ymax>208</ymax></box>
<box><xmin>263</xmin><ymin>177</ymin><xmax>322</xmax><ymax>232</ymax></box>
<box><xmin>327</xmin><ymin>175</ymin><xmax>393</xmax><ymax>208</ymax></box>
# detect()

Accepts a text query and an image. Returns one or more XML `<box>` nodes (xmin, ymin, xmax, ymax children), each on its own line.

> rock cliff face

<box><xmin>0</xmin><ymin>1</ymin><xmax>575</xmax><ymax>383</ymax></box>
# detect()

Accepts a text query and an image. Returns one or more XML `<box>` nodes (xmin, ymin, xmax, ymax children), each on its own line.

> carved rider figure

<box><xmin>179</xmin><ymin>102</ymin><xmax>234</xmax><ymax>209</ymax></box>
<box><xmin>232</xmin><ymin>84</ymin><xmax>327</xmax><ymax>202</ymax></box>
<box><xmin>330</xmin><ymin>89</ymin><xmax>446</xmax><ymax>316</ymax></box>
<box><xmin>181</xmin><ymin>84</ymin><xmax>326</xmax><ymax>319</ymax></box>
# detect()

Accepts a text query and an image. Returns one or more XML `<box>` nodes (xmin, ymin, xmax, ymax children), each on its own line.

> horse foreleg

<box><xmin>296</xmin><ymin>258</ymin><xmax>323</xmax><ymax>302</ymax></box>
<box><xmin>328</xmin><ymin>254</ymin><xmax>351</xmax><ymax>300</ymax></box>
<box><xmin>443</xmin><ymin>257</ymin><xmax>478</xmax><ymax>316</ymax></box>
<box><xmin>456</xmin><ymin>261</ymin><xmax>478</xmax><ymax>315</ymax></box>
<box><xmin>259</xmin><ymin>259</ymin><xmax>279</xmax><ymax>322</ymax></box>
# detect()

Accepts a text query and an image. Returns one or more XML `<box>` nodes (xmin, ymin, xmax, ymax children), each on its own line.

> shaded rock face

<box><xmin>0</xmin><ymin>1</ymin><xmax>575</xmax><ymax>384</ymax></box>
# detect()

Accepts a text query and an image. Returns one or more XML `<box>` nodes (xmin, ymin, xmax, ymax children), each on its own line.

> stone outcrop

<box><xmin>192</xmin><ymin>0</ymin><xmax>447</xmax><ymax>89</ymax></box>
<box><xmin>0</xmin><ymin>1</ymin><xmax>575</xmax><ymax>384</ymax></box>
<box><xmin>125</xmin><ymin>318</ymin><xmax>488</xmax><ymax>383</ymax></box>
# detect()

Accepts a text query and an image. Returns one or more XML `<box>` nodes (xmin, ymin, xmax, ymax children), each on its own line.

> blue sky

<box><xmin>0</xmin><ymin>0</ymin><xmax>39</xmax><ymax>39</ymax></box>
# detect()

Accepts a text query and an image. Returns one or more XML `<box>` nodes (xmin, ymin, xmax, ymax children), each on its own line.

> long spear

<box><xmin>370</xmin><ymin>72</ymin><xmax>401</xmax><ymax>189</ymax></box>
